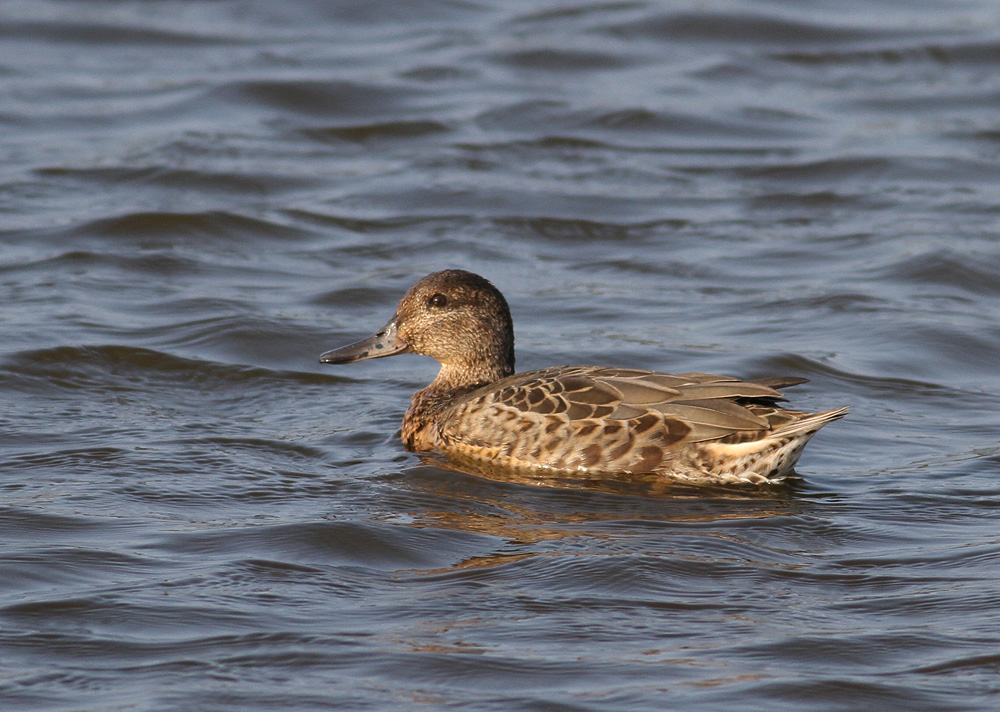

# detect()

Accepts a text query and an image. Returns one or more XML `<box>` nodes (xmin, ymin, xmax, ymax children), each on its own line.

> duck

<box><xmin>320</xmin><ymin>269</ymin><xmax>847</xmax><ymax>485</ymax></box>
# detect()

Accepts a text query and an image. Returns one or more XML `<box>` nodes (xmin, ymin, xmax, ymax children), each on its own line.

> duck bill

<box><xmin>319</xmin><ymin>319</ymin><xmax>410</xmax><ymax>364</ymax></box>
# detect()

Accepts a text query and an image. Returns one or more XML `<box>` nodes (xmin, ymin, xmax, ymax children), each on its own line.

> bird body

<box><xmin>321</xmin><ymin>270</ymin><xmax>845</xmax><ymax>485</ymax></box>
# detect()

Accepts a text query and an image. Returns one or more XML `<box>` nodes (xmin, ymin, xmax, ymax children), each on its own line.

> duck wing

<box><xmin>437</xmin><ymin>366</ymin><xmax>810</xmax><ymax>474</ymax></box>
<box><xmin>484</xmin><ymin>366</ymin><xmax>794</xmax><ymax>440</ymax></box>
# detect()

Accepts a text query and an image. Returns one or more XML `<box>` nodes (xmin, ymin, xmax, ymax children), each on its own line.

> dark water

<box><xmin>2</xmin><ymin>1</ymin><xmax>1000</xmax><ymax>709</ymax></box>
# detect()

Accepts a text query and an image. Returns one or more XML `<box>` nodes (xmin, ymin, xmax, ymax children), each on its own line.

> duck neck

<box><xmin>435</xmin><ymin>359</ymin><xmax>513</xmax><ymax>391</ymax></box>
<box><xmin>401</xmin><ymin>360</ymin><xmax>513</xmax><ymax>452</ymax></box>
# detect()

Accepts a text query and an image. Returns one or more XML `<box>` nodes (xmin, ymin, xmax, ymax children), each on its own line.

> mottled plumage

<box><xmin>321</xmin><ymin>269</ymin><xmax>846</xmax><ymax>485</ymax></box>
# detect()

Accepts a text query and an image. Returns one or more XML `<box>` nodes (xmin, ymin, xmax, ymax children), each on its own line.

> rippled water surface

<box><xmin>3</xmin><ymin>1</ymin><xmax>1000</xmax><ymax>710</ymax></box>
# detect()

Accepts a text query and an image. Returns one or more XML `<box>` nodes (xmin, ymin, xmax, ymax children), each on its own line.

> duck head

<box><xmin>320</xmin><ymin>269</ymin><xmax>516</xmax><ymax>387</ymax></box>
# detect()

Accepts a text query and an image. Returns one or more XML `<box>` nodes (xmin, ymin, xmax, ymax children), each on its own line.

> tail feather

<box><xmin>750</xmin><ymin>376</ymin><xmax>809</xmax><ymax>390</ymax></box>
<box><xmin>774</xmin><ymin>406</ymin><xmax>849</xmax><ymax>437</ymax></box>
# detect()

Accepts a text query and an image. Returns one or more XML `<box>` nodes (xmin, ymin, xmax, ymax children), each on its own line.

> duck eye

<box><xmin>428</xmin><ymin>293</ymin><xmax>448</xmax><ymax>308</ymax></box>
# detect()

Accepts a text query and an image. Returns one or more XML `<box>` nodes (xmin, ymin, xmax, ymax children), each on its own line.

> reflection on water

<box><xmin>399</xmin><ymin>461</ymin><xmax>805</xmax><ymax>572</ymax></box>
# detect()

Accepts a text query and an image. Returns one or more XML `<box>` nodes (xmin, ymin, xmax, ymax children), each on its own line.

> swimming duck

<box><xmin>320</xmin><ymin>269</ymin><xmax>846</xmax><ymax>485</ymax></box>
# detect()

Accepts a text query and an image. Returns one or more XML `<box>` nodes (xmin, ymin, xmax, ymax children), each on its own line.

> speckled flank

<box><xmin>322</xmin><ymin>270</ymin><xmax>847</xmax><ymax>485</ymax></box>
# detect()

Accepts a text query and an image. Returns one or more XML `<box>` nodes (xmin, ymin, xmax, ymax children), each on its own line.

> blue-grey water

<box><xmin>2</xmin><ymin>1</ymin><xmax>1000</xmax><ymax>710</ymax></box>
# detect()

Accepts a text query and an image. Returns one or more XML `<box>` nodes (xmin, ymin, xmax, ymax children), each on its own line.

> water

<box><xmin>2</xmin><ymin>1</ymin><xmax>1000</xmax><ymax>709</ymax></box>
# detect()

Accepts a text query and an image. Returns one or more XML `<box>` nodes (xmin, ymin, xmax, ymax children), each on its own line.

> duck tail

<box><xmin>775</xmin><ymin>406</ymin><xmax>849</xmax><ymax>437</ymax></box>
<box><xmin>750</xmin><ymin>376</ymin><xmax>809</xmax><ymax>390</ymax></box>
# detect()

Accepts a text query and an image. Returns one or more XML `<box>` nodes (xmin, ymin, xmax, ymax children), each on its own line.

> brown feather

<box><xmin>321</xmin><ymin>270</ymin><xmax>847</xmax><ymax>484</ymax></box>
